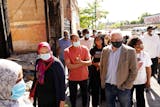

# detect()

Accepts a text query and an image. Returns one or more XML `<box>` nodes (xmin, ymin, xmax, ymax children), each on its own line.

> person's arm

<box><xmin>56</xmin><ymin>41</ymin><xmax>61</xmax><ymax>58</ymax></box>
<box><xmin>76</xmin><ymin>57</ymin><xmax>92</xmax><ymax>66</ymax></box>
<box><xmin>65</xmin><ymin>57</ymin><xmax>91</xmax><ymax>69</ymax></box>
<box><xmin>55</xmin><ymin>60</ymin><xmax>66</xmax><ymax>105</ymax></box>
<box><xmin>122</xmin><ymin>49</ymin><xmax>138</xmax><ymax>89</ymax></box>
<box><xmin>60</xmin><ymin>101</ymin><xmax>65</xmax><ymax>107</ymax></box>
<box><xmin>146</xmin><ymin>66</ymin><xmax>151</xmax><ymax>88</ymax></box>
<box><xmin>64</xmin><ymin>47</ymin><xmax>92</xmax><ymax>69</ymax></box>
<box><xmin>65</xmin><ymin>58</ymin><xmax>83</xmax><ymax>69</ymax></box>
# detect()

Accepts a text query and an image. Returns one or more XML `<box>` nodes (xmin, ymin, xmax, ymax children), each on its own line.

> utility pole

<box><xmin>94</xmin><ymin>0</ymin><xmax>97</xmax><ymax>29</ymax></box>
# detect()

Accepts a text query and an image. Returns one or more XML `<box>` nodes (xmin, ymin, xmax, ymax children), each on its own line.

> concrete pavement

<box><xmin>65</xmin><ymin>77</ymin><xmax>160</xmax><ymax>107</ymax></box>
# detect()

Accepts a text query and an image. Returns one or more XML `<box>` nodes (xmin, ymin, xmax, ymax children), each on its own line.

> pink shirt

<box><xmin>64</xmin><ymin>45</ymin><xmax>91</xmax><ymax>81</ymax></box>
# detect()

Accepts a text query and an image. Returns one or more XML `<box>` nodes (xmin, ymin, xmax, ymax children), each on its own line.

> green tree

<box><xmin>137</xmin><ymin>12</ymin><xmax>151</xmax><ymax>24</ymax></box>
<box><xmin>110</xmin><ymin>22</ymin><xmax>122</xmax><ymax>28</ymax></box>
<box><xmin>79</xmin><ymin>2</ymin><xmax>108</xmax><ymax>29</ymax></box>
<box><xmin>130</xmin><ymin>20</ymin><xmax>139</xmax><ymax>24</ymax></box>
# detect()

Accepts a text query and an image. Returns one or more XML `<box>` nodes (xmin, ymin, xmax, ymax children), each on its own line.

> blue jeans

<box><xmin>105</xmin><ymin>83</ymin><xmax>131</xmax><ymax>107</ymax></box>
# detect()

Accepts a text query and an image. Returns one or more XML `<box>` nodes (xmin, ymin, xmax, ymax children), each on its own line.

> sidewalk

<box><xmin>65</xmin><ymin>77</ymin><xmax>160</xmax><ymax>107</ymax></box>
<box><xmin>6</xmin><ymin>53</ymin><xmax>160</xmax><ymax>107</ymax></box>
<box><xmin>142</xmin><ymin>77</ymin><xmax>160</xmax><ymax>107</ymax></box>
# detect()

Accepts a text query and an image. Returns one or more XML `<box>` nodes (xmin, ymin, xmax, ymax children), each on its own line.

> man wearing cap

<box><xmin>141</xmin><ymin>25</ymin><xmax>160</xmax><ymax>77</ymax></box>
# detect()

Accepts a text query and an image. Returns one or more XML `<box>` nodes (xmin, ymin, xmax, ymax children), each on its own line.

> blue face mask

<box><xmin>73</xmin><ymin>41</ymin><xmax>80</xmax><ymax>47</ymax></box>
<box><xmin>39</xmin><ymin>53</ymin><xmax>51</xmax><ymax>60</ymax></box>
<box><xmin>11</xmin><ymin>79</ymin><xmax>26</xmax><ymax>100</ymax></box>
<box><xmin>85</xmin><ymin>34</ymin><xmax>90</xmax><ymax>38</ymax></box>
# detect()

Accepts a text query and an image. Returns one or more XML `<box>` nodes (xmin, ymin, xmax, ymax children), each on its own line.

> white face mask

<box><xmin>39</xmin><ymin>53</ymin><xmax>51</xmax><ymax>60</ymax></box>
<box><xmin>85</xmin><ymin>34</ymin><xmax>90</xmax><ymax>38</ymax></box>
<box><xmin>73</xmin><ymin>41</ymin><xmax>80</xmax><ymax>47</ymax></box>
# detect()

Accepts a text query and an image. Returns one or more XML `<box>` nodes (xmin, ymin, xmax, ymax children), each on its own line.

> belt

<box><xmin>106</xmin><ymin>83</ymin><xmax>117</xmax><ymax>87</ymax></box>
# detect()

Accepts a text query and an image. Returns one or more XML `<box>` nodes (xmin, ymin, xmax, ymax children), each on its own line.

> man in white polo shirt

<box><xmin>141</xmin><ymin>25</ymin><xmax>160</xmax><ymax>77</ymax></box>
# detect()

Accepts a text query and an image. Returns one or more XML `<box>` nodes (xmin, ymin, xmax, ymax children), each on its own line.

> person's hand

<box><xmin>137</xmin><ymin>61</ymin><xmax>143</xmax><ymax>70</ymax></box>
<box><xmin>60</xmin><ymin>101</ymin><xmax>65</xmax><ymax>107</ymax></box>
<box><xmin>75</xmin><ymin>56</ymin><xmax>82</xmax><ymax>64</ymax></box>
<box><xmin>28</xmin><ymin>96</ymin><xmax>34</xmax><ymax>103</ymax></box>
<box><xmin>146</xmin><ymin>80</ymin><xmax>150</xmax><ymax>88</ymax></box>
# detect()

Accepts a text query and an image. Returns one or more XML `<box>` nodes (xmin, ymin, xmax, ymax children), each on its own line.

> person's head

<box><xmin>123</xmin><ymin>35</ymin><xmax>130</xmax><ymax>44</ymax></box>
<box><xmin>82</xmin><ymin>29</ymin><xmax>90</xmax><ymax>39</ymax></box>
<box><xmin>97</xmin><ymin>31</ymin><xmax>102</xmax><ymax>36</ymax></box>
<box><xmin>110</xmin><ymin>31</ymin><xmax>123</xmax><ymax>48</ymax></box>
<box><xmin>127</xmin><ymin>37</ymin><xmax>144</xmax><ymax>53</ymax></box>
<box><xmin>147</xmin><ymin>25</ymin><xmax>157</xmax><ymax>35</ymax></box>
<box><xmin>70</xmin><ymin>34</ymin><xmax>80</xmax><ymax>47</ymax></box>
<box><xmin>93</xmin><ymin>29</ymin><xmax>97</xmax><ymax>35</ymax></box>
<box><xmin>37</xmin><ymin>42</ymin><xmax>53</xmax><ymax>61</ymax></box>
<box><xmin>94</xmin><ymin>35</ymin><xmax>103</xmax><ymax>47</ymax></box>
<box><xmin>77</xmin><ymin>30</ymin><xmax>82</xmax><ymax>38</ymax></box>
<box><xmin>104</xmin><ymin>33</ymin><xmax>111</xmax><ymax>45</ymax></box>
<box><xmin>0</xmin><ymin>59</ymin><xmax>25</xmax><ymax>102</ymax></box>
<box><xmin>64</xmin><ymin>30</ymin><xmax>69</xmax><ymax>39</ymax></box>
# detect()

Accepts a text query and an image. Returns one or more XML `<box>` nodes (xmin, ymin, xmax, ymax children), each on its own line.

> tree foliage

<box><xmin>79</xmin><ymin>2</ymin><xmax>108</xmax><ymax>29</ymax></box>
<box><xmin>137</xmin><ymin>12</ymin><xmax>151</xmax><ymax>24</ymax></box>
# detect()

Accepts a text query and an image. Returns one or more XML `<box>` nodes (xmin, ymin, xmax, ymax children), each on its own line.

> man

<box><xmin>64</xmin><ymin>34</ymin><xmax>92</xmax><ymax>107</ymax></box>
<box><xmin>57</xmin><ymin>30</ymin><xmax>71</xmax><ymax>66</ymax></box>
<box><xmin>91</xmin><ymin>29</ymin><xmax>97</xmax><ymax>38</ymax></box>
<box><xmin>80</xmin><ymin>29</ymin><xmax>94</xmax><ymax>50</ymax></box>
<box><xmin>100</xmin><ymin>31</ymin><xmax>138</xmax><ymax>107</ymax></box>
<box><xmin>141</xmin><ymin>25</ymin><xmax>160</xmax><ymax>77</ymax></box>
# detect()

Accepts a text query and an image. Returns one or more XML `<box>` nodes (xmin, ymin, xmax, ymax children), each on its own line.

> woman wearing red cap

<box><xmin>30</xmin><ymin>42</ymin><xmax>65</xmax><ymax>107</ymax></box>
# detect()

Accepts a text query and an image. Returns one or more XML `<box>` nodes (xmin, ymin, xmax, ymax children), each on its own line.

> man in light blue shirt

<box><xmin>106</xmin><ymin>45</ymin><xmax>121</xmax><ymax>85</ymax></box>
<box><xmin>57</xmin><ymin>30</ymin><xmax>71</xmax><ymax>66</ymax></box>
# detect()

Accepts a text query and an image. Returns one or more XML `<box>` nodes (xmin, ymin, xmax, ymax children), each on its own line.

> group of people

<box><xmin>0</xmin><ymin>25</ymin><xmax>160</xmax><ymax>107</ymax></box>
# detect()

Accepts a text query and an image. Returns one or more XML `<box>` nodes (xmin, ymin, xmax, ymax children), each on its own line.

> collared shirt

<box><xmin>105</xmin><ymin>45</ymin><xmax>122</xmax><ymax>85</ymax></box>
<box><xmin>141</xmin><ymin>32</ymin><xmax>160</xmax><ymax>58</ymax></box>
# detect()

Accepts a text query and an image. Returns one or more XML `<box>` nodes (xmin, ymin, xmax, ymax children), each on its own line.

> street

<box><xmin>65</xmin><ymin>77</ymin><xmax>160</xmax><ymax>107</ymax></box>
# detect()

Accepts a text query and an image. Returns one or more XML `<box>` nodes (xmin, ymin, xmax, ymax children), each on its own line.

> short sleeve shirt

<box><xmin>64</xmin><ymin>45</ymin><xmax>91</xmax><ymax>81</ymax></box>
<box><xmin>133</xmin><ymin>51</ymin><xmax>152</xmax><ymax>85</ymax></box>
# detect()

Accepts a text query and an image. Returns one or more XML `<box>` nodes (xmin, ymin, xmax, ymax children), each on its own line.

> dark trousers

<box><xmin>151</xmin><ymin>57</ymin><xmax>158</xmax><ymax>76</ymax></box>
<box><xmin>131</xmin><ymin>84</ymin><xmax>145</xmax><ymax>107</ymax></box>
<box><xmin>89</xmin><ymin>66</ymin><xmax>101</xmax><ymax>107</ymax></box>
<box><xmin>69</xmin><ymin>80</ymin><xmax>88</xmax><ymax>107</ymax></box>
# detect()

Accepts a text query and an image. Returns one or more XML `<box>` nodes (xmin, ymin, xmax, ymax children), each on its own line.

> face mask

<box><xmin>64</xmin><ymin>34</ymin><xmax>69</xmax><ymax>38</ymax></box>
<box><xmin>11</xmin><ymin>79</ymin><xmax>26</xmax><ymax>100</ymax></box>
<box><xmin>93</xmin><ymin>32</ymin><xmax>97</xmax><ymax>35</ymax></box>
<box><xmin>39</xmin><ymin>53</ymin><xmax>51</xmax><ymax>60</ymax></box>
<box><xmin>111</xmin><ymin>41</ymin><xmax>123</xmax><ymax>48</ymax></box>
<box><xmin>85</xmin><ymin>34</ymin><xmax>90</xmax><ymax>38</ymax></box>
<box><xmin>73</xmin><ymin>41</ymin><xmax>80</xmax><ymax>47</ymax></box>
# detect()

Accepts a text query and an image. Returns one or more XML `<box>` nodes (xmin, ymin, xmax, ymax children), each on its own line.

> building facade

<box><xmin>0</xmin><ymin>0</ymin><xmax>80</xmax><ymax>56</ymax></box>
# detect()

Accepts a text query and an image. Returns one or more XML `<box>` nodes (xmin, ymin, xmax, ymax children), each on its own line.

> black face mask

<box><xmin>111</xmin><ymin>41</ymin><xmax>123</xmax><ymax>48</ymax></box>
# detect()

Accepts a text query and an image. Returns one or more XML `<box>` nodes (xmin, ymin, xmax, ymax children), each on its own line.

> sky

<box><xmin>77</xmin><ymin>0</ymin><xmax>160</xmax><ymax>22</ymax></box>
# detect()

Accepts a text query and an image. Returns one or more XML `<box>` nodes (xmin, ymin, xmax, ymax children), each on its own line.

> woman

<box><xmin>29</xmin><ymin>42</ymin><xmax>65</xmax><ymax>107</ymax></box>
<box><xmin>127</xmin><ymin>37</ymin><xmax>152</xmax><ymax>107</ymax></box>
<box><xmin>0</xmin><ymin>59</ymin><xmax>33</xmax><ymax>107</ymax></box>
<box><xmin>89</xmin><ymin>36</ymin><xmax>105</xmax><ymax>107</ymax></box>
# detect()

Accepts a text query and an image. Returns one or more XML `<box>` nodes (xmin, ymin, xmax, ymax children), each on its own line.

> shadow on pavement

<box><xmin>145</xmin><ymin>88</ymin><xmax>160</xmax><ymax>107</ymax></box>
